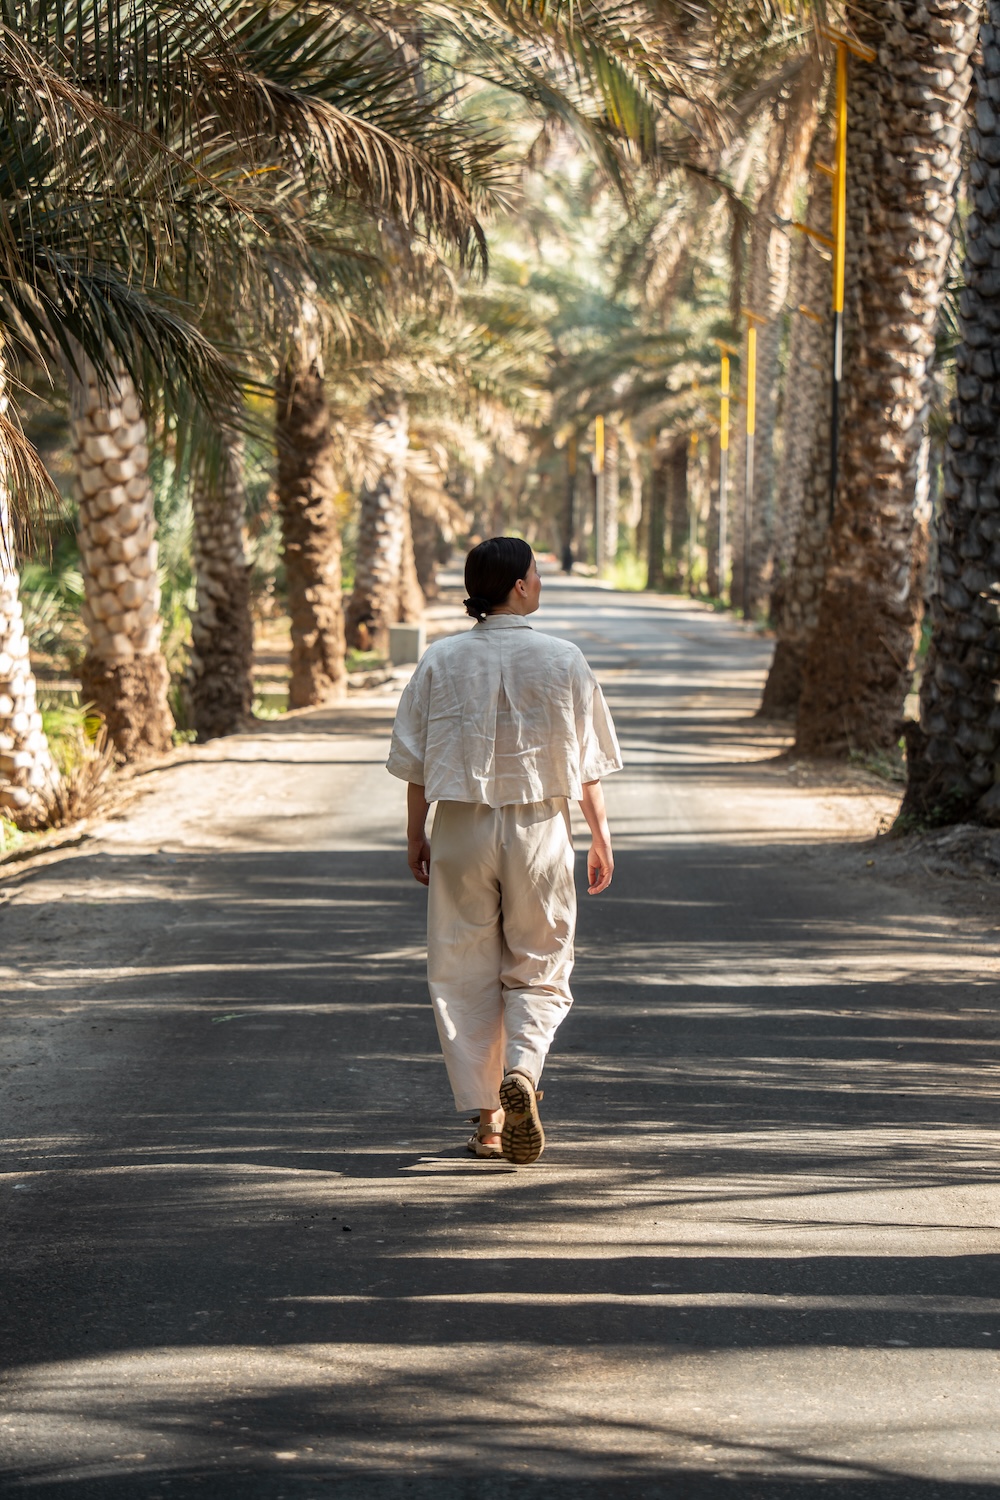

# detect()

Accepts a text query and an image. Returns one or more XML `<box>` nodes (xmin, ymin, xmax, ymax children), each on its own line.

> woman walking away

<box><xmin>386</xmin><ymin>537</ymin><xmax>622</xmax><ymax>1164</ymax></box>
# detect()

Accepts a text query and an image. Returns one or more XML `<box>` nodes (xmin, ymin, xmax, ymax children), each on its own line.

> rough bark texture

<box><xmin>410</xmin><ymin>503</ymin><xmax>442</xmax><ymax>599</ymax></box>
<box><xmin>398</xmin><ymin>492</ymin><xmax>426</xmax><ymax>625</ymax></box>
<box><xmin>730</xmin><ymin>68</ymin><xmax>822</xmax><ymax>615</ymax></box>
<box><xmin>666</xmin><ymin>438</ymin><xmax>688</xmax><ymax>585</ymax></box>
<box><xmin>901</xmin><ymin>7</ymin><xmax>1000</xmax><ymax>827</ymax></box>
<box><xmin>70</xmin><ymin>360</ymin><xmax>174</xmax><ymax>760</ymax></box>
<box><xmin>796</xmin><ymin>1</ymin><xmax>977</xmax><ymax>757</ymax></box>
<box><xmin>759</xmin><ymin>165</ymin><xmax>834</xmax><ymax>719</ymax></box>
<box><xmin>0</xmin><ymin>493</ymin><xmax>61</xmax><ymax>824</ymax></box>
<box><xmin>186</xmin><ymin>439</ymin><xmax>254</xmax><ymax>740</ymax></box>
<box><xmin>345</xmin><ymin>395</ymin><xmax>421</xmax><ymax>654</ymax></box>
<box><xmin>646</xmin><ymin>446</ymin><xmax>668</xmax><ymax>590</ymax></box>
<box><xmin>275</xmin><ymin>324</ymin><xmax>347</xmax><ymax>710</ymax></box>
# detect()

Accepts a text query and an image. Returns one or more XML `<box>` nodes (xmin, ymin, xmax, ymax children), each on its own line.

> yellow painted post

<box><xmin>833</xmin><ymin>41</ymin><xmax>848</xmax><ymax>336</ymax></box>
<box><xmin>711</xmin><ymin>338</ymin><xmax>738</xmax><ymax>602</ymax></box>
<box><xmin>741</xmin><ymin>311</ymin><xmax>766</xmax><ymax>618</ymax></box>
<box><xmin>563</xmin><ymin>436</ymin><xmax>577</xmax><ymax>572</ymax></box>
<box><xmin>594</xmin><ymin>415</ymin><xmax>606</xmax><ymax>575</ymax></box>
<box><xmin>818</xmin><ymin>24</ymin><xmax>875</xmax><ymax>518</ymax></box>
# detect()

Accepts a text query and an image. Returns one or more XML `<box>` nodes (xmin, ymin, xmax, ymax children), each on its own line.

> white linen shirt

<box><xmin>386</xmin><ymin>614</ymin><xmax>623</xmax><ymax>807</ymax></box>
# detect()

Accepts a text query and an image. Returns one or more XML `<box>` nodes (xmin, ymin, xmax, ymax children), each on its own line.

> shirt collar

<box><xmin>475</xmin><ymin>614</ymin><xmax>534</xmax><ymax>630</ymax></box>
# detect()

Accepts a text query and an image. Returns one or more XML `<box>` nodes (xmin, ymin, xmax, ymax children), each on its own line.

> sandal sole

<box><xmin>499</xmin><ymin>1073</ymin><xmax>545</xmax><ymax>1164</ymax></box>
<box><xmin>467</xmin><ymin>1142</ymin><xmax>504</xmax><ymax>1159</ymax></box>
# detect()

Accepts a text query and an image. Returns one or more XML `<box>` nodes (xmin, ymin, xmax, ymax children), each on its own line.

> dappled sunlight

<box><xmin>4</xmin><ymin>1340</ymin><xmax>1000</xmax><ymax>1489</ymax></box>
<box><xmin>4</xmin><ymin>583</ymin><xmax>999</xmax><ymax>1494</ymax></box>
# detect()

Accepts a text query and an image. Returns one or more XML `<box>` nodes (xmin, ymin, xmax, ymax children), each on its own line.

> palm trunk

<box><xmin>397</xmin><ymin>491</ymin><xmax>425</xmax><ymax>624</ymax></box>
<box><xmin>70</xmin><ymin>360</ymin><xmax>174</xmax><ymax>760</ymax></box>
<box><xmin>759</xmin><ymin>164</ymin><xmax>834</xmax><ymax>718</ymax></box>
<box><xmin>275</xmin><ymin>312</ymin><xmax>347</xmax><ymax>710</ymax></box>
<box><xmin>410</xmin><ymin>502</ymin><xmax>442</xmax><ymax>600</ymax></box>
<box><xmin>731</xmin><ymin>70</ymin><xmax>821</xmax><ymax>617</ymax></box>
<box><xmin>646</xmin><ymin>445</ymin><xmax>668</xmax><ymax>590</ymax></box>
<box><xmin>666</xmin><ymin>438</ymin><xmax>688</xmax><ymax>585</ymax></box>
<box><xmin>345</xmin><ymin>395</ymin><xmax>421</xmax><ymax>654</ymax></box>
<box><xmin>0</xmin><ymin>418</ymin><xmax>60</xmax><ymax>825</ymax></box>
<box><xmin>186</xmin><ymin>438</ymin><xmax>254</xmax><ymax>739</ymax></box>
<box><xmin>622</xmin><ymin>427</ymin><xmax>643</xmax><ymax>546</ymax></box>
<box><xmin>900</xmin><ymin>6</ymin><xmax>1000</xmax><ymax>828</ymax></box>
<box><xmin>795</xmin><ymin>2</ymin><xmax>977</xmax><ymax>757</ymax></box>
<box><xmin>768</xmin><ymin>204</ymin><xmax>831</xmax><ymax>590</ymax></box>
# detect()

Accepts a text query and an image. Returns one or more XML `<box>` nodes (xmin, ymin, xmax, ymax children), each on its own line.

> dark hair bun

<box><xmin>464</xmin><ymin>537</ymin><xmax>533</xmax><ymax>620</ymax></box>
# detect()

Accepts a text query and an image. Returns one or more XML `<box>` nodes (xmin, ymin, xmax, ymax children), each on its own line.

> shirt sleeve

<box><xmin>578</xmin><ymin>676</ymin><xmax>624</xmax><ymax>783</ymax></box>
<box><xmin>386</xmin><ymin>664</ymin><xmax>430</xmax><ymax>784</ymax></box>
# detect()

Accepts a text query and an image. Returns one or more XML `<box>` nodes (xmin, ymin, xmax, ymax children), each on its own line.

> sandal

<box><xmin>499</xmin><ymin>1071</ymin><xmax>545</xmax><ymax>1164</ymax></box>
<box><xmin>466</xmin><ymin>1118</ymin><xmax>504</xmax><ymax>1159</ymax></box>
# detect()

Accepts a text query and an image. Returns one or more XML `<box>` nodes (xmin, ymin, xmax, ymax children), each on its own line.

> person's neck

<box><xmin>490</xmin><ymin>600</ymin><xmax>531</xmax><ymax>617</ymax></box>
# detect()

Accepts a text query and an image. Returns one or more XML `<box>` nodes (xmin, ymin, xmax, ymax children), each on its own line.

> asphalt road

<box><xmin>2</xmin><ymin>575</ymin><xmax>999</xmax><ymax>1500</ymax></box>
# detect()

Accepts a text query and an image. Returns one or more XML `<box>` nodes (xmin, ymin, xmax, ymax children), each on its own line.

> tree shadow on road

<box><xmin>2</xmin><ymin>835</ymin><xmax>999</xmax><ymax>1496</ymax></box>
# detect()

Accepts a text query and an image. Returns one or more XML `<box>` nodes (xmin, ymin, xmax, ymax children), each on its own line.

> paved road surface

<box><xmin>2</xmin><ymin>576</ymin><xmax>999</xmax><ymax>1499</ymax></box>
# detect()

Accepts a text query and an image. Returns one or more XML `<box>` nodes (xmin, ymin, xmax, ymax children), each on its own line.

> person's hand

<box><xmin>408</xmin><ymin>834</ymin><xmax>431</xmax><ymax>886</ymax></box>
<box><xmin>587</xmin><ymin>837</ymin><xmax>613</xmax><ymax>895</ymax></box>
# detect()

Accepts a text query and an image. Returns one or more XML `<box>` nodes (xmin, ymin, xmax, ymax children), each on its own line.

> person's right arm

<box><xmin>579</xmin><ymin>779</ymin><xmax>613</xmax><ymax>894</ymax></box>
<box><xmin>406</xmin><ymin>782</ymin><xmax>431</xmax><ymax>886</ymax></box>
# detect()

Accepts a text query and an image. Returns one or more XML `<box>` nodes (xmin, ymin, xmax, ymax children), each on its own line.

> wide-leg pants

<box><xmin>427</xmin><ymin>798</ymin><xmax>576</xmax><ymax>1112</ymax></box>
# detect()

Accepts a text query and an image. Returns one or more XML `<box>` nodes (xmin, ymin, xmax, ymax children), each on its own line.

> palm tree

<box><xmin>0</xmin><ymin>407</ymin><xmax>61</xmax><ymax>824</ymax></box>
<box><xmin>0</xmin><ymin>13</ymin><xmax>248</xmax><ymax>790</ymax></box>
<box><xmin>795</xmin><ymin>1</ymin><xmax>978</xmax><ymax>758</ymax></box>
<box><xmin>758</xmin><ymin>149</ymin><xmax>833</xmax><ymax>717</ymax></box>
<box><xmin>344</xmin><ymin>392</ymin><xmax>413</xmax><ymax>657</ymax></box>
<box><xmin>728</xmin><ymin>60</ymin><xmax>822</xmax><ymax>615</ymax></box>
<box><xmin>646</xmin><ymin>440</ymin><xmax>669</xmax><ymax>590</ymax></box>
<box><xmin>70</xmin><ymin>356</ymin><xmax>173</xmax><ymax>756</ymax></box>
<box><xmin>900</xmin><ymin>5</ymin><xmax>1000</xmax><ymax>829</ymax></box>
<box><xmin>185</xmin><ymin>437</ymin><xmax>254</xmax><ymax>739</ymax></box>
<box><xmin>276</xmin><ymin>297</ymin><xmax>348</xmax><ymax>708</ymax></box>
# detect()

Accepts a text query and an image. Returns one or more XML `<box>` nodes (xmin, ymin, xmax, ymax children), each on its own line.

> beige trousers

<box><xmin>427</xmin><ymin>798</ymin><xmax>576</xmax><ymax>1112</ymax></box>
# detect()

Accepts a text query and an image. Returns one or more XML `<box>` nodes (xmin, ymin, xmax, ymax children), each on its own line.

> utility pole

<box><xmin>593</xmin><ymin>414</ymin><xmax>606</xmax><ymax>575</ymax></box>
<box><xmin>741</xmin><ymin>309</ymin><xmax>766</xmax><ymax>619</ymax></box>
<box><xmin>794</xmin><ymin>26</ymin><xmax>875</xmax><ymax>518</ymax></box>
<box><xmin>711</xmin><ymin>339</ymin><xmax>738</xmax><ymax>602</ymax></box>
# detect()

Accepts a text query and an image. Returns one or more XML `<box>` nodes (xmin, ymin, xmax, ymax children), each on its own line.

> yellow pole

<box><xmin>817</xmin><ymin>23</ymin><xmax>874</xmax><ymax>519</ymax></box>
<box><xmin>745</xmin><ymin>325</ymin><xmax>757</xmax><ymax>437</ymax></box>
<box><xmin>833</xmin><ymin>42</ymin><xmax>848</xmax><ymax>339</ymax></box>
<box><xmin>741</xmin><ymin>311</ymin><xmax>765</xmax><ymax>617</ymax></box>
<box><xmin>594</xmin><ymin>415</ymin><xmax>606</xmax><ymax>574</ymax></box>
<box><xmin>711</xmin><ymin>339</ymin><xmax>738</xmax><ymax>602</ymax></box>
<box><xmin>720</xmin><ymin>355</ymin><xmax>730</xmax><ymax>453</ymax></box>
